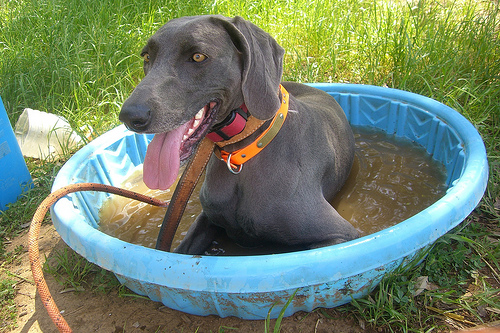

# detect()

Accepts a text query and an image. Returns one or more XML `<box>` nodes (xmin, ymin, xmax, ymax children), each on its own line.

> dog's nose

<box><xmin>119</xmin><ymin>102</ymin><xmax>151</xmax><ymax>132</ymax></box>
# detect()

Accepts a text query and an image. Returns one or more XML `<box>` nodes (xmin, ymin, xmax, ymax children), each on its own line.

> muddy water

<box><xmin>332</xmin><ymin>127</ymin><xmax>448</xmax><ymax>235</ymax></box>
<box><xmin>99</xmin><ymin>127</ymin><xmax>447</xmax><ymax>254</ymax></box>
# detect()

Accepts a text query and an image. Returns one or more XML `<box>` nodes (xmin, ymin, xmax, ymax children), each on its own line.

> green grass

<box><xmin>0</xmin><ymin>0</ymin><xmax>499</xmax><ymax>331</ymax></box>
<box><xmin>264</xmin><ymin>289</ymin><xmax>298</xmax><ymax>333</ymax></box>
<box><xmin>340</xmin><ymin>221</ymin><xmax>500</xmax><ymax>332</ymax></box>
<box><xmin>0</xmin><ymin>158</ymin><xmax>63</xmax><ymax>253</ymax></box>
<box><xmin>0</xmin><ymin>245</ymin><xmax>26</xmax><ymax>332</ymax></box>
<box><xmin>0</xmin><ymin>278</ymin><xmax>17</xmax><ymax>332</ymax></box>
<box><xmin>42</xmin><ymin>247</ymin><xmax>120</xmax><ymax>293</ymax></box>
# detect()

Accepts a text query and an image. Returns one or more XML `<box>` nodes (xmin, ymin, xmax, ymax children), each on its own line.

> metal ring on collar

<box><xmin>226</xmin><ymin>153</ymin><xmax>242</xmax><ymax>174</ymax></box>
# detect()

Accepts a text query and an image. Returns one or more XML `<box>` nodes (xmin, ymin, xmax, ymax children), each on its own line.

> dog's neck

<box><xmin>207</xmin><ymin>86</ymin><xmax>284</xmax><ymax>143</ymax></box>
<box><xmin>210</xmin><ymin>85</ymin><xmax>289</xmax><ymax>174</ymax></box>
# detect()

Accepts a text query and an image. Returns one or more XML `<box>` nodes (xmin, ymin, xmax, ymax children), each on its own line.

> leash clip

<box><xmin>226</xmin><ymin>153</ymin><xmax>243</xmax><ymax>174</ymax></box>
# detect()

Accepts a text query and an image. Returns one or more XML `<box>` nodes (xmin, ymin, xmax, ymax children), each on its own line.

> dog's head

<box><xmin>119</xmin><ymin>15</ymin><xmax>284</xmax><ymax>189</ymax></box>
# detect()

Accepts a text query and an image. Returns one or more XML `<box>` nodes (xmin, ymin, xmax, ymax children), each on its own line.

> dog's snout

<box><xmin>119</xmin><ymin>102</ymin><xmax>152</xmax><ymax>132</ymax></box>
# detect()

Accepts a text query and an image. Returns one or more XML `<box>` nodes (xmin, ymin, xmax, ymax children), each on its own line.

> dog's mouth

<box><xmin>179</xmin><ymin>101</ymin><xmax>219</xmax><ymax>160</ymax></box>
<box><xmin>143</xmin><ymin>101</ymin><xmax>219</xmax><ymax>190</ymax></box>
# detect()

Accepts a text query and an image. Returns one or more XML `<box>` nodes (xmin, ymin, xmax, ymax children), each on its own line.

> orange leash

<box><xmin>28</xmin><ymin>183</ymin><xmax>167</xmax><ymax>333</ymax></box>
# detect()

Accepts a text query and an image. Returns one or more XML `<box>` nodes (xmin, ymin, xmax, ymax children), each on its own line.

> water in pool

<box><xmin>99</xmin><ymin>127</ymin><xmax>448</xmax><ymax>254</ymax></box>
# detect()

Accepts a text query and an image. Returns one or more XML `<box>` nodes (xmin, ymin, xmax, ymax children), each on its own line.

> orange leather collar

<box><xmin>215</xmin><ymin>85</ymin><xmax>289</xmax><ymax>174</ymax></box>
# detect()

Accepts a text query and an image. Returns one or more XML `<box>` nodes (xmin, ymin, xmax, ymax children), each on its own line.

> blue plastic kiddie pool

<box><xmin>51</xmin><ymin>84</ymin><xmax>488</xmax><ymax>319</ymax></box>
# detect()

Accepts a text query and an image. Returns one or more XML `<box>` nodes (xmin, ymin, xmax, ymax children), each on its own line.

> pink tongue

<box><xmin>143</xmin><ymin>122</ymin><xmax>191</xmax><ymax>190</ymax></box>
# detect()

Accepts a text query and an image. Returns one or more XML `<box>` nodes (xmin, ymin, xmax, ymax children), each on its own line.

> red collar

<box><xmin>206</xmin><ymin>105</ymin><xmax>248</xmax><ymax>142</ymax></box>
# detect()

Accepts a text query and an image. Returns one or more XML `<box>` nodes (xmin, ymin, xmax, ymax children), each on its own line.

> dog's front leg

<box><xmin>174</xmin><ymin>212</ymin><xmax>223</xmax><ymax>255</ymax></box>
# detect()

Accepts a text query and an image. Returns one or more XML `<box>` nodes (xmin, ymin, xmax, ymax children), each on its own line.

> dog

<box><xmin>119</xmin><ymin>15</ymin><xmax>359</xmax><ymax>254</ymax></box>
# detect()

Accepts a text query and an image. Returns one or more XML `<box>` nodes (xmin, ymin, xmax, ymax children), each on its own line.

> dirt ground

<box><xmin>4</xmin><ymin>224</ymin><xmax>376</xmax><ymax>333</ymax></box>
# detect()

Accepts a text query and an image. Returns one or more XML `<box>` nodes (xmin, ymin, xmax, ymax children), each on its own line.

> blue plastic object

<box><xmin>0</xmin><ymin>97</ymin><xmax>33</xmax><ymax>211</ymax></box>
<box><xmin>51</xmin><ymin>84</ymin><xmax>488</xmax><ymax>319</ymax></box>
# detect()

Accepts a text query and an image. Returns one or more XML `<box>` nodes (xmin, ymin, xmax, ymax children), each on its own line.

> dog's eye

<box><xmin>142</xmin><ymin>53</ymin><xmax>150</xmax><ymax>62</ymax></box>
<box><xmin>191</xmin><ymin>53</ymin><xmax>207</xmax><ymax>63</ymax></box>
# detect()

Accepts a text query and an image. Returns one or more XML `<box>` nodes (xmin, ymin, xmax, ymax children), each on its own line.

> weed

<box><xmin>216</xmin><ymin>326</ymin><xmax>238</xmax><ymax>332</ymax></box>
<box><xmin>117</xmin><ymin>285</ymin><xmax>150</xmax><ymax>300</ymax></box>
<box><xmin>43</xmin><ymin>247</ymin><xmax>119</xmax><ymax>292</ymax></box>
<box><xmin>91</xmin><ymin>266</ymin><xmax>121</xmax><ymax>294</ymax></box>
<box><xmin>264</xmin><ymin>289</ymin><xmax>298</xmax><ymax>333</ymax></box>
<box><xmin>0</xmin><ymin>279</ymin><xmax>17</xmax><ymax>332</ymax></box>
<box><xmin>43</xmin><ymin>248</ymin><xmax>94</xmax><ymax>289</ymax></box>
<box><xmin>423</xmin><ymin>235</ymin><xmax>485</xmax><ymax>290</ymax></box>
<box><xmin>0</xmin><ymin>245</ymin><xmax>24</xmax><ymax>266</ymax></box>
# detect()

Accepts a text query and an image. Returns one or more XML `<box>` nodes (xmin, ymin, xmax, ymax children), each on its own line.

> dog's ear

<box><xmin>218</xmin><ymin>16</ymin><xmax>285</xmax><ymax>120</ymax></box>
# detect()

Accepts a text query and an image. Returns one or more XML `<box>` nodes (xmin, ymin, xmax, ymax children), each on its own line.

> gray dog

<box><xmin>119</xmin><ymin>15</ymin><xmax>359</xmax><ymax>254</ymax></box>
